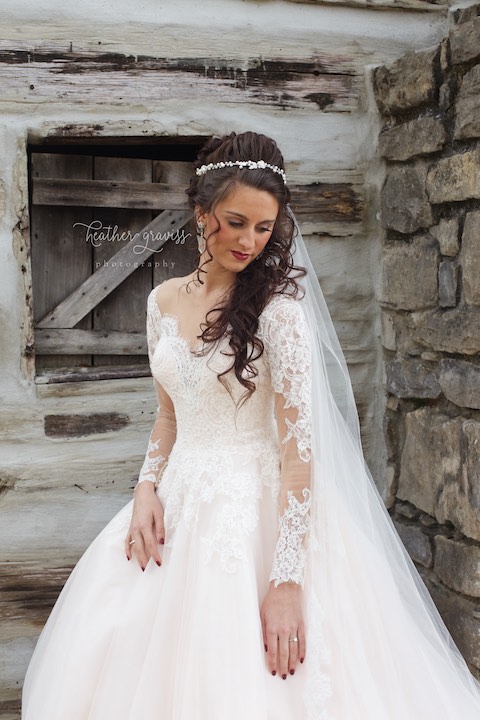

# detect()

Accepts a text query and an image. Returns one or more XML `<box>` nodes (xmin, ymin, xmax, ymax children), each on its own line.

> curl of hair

<box><xmin>185</xmin><ymin>131</ymin><xmax>306</xmax><ymax>412</ymax></box>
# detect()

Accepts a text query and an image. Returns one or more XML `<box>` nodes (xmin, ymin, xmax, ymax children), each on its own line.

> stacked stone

<box><xmin>373</xmin><ymin>5</ymin><xmax>480</xmax><ymax>675</ymax></box>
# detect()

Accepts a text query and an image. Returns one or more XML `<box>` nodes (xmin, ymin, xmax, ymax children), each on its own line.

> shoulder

<box><xmin>260</xmin><ymin>293</ymin><xmax>307</xmax><ymax>326</ymax></box>
<box><xmin>148</xmin><ymin>275</ymin><xmax>192</xmax><ymax>314</ymax></box>
<box><xmin>259</xmin><ymin>293</ymin><xmax>311</xmax><ymax>346</ymax></box>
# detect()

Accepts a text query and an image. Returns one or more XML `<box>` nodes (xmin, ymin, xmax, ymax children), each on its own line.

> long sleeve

<box><xmin>136</xmin><ymin>289</ymin><xmax>177</xmax><ymax>490</ymax></box>
<box><xmin>261</xmin><ymin>296</ymin><xmax>312</xmax><ymax>587</ymax></box>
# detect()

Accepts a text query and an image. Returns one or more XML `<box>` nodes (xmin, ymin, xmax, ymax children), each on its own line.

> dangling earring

<box><xmin>197</xmin><ymin>221</ymin><xmax>206</xmax><ymax>254</ymax></box>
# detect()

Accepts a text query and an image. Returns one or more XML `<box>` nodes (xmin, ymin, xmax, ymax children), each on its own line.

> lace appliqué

<box><xmin>270</xmin><ymin>488</ymin><xmax>311</xmax><ymax>587</ymax></box>
<box><xmin>137</xmin><ymin>437</ymin><xmax>168</xmax><ymax>488</ymax></box>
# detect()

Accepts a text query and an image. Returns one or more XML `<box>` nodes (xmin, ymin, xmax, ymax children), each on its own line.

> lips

<box><xmin>231</xmin><ymin>251</ymin><xmax>249</xmax><ymax>261</ymax></box>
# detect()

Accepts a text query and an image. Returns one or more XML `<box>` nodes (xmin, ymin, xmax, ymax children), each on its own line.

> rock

<box><xmin>455</xmin><ymin>65</ymin><xmax>480</xmax><ymax>140</ymax></box>
<box><xmin>379</xmin><ymin>116</ymin><xmax>445</xmax><ymax>161</ymax></box>
<box><xmin>385</xmin><ymin>358</ymin><xmax>440</xmax><ymax>399</ymax></box>
<box><xmin>381</xmin><ymin>236</ymin><xmax>438</xmax><ymax>309</ymax></box>
<box><xmin>461</xmin><ymin>211</ymin><xmax>480</xmax><ymax>305</ymax></box>
<box><xmin>439</xmin><ymin>359</ymin><xmax>480</xmax><ymax>410</ymax></box>
<box><xmin>381</xmin><ymin>165</ymin><xmax>433</xmax><ymax>233</ymax></box>
<box><xmin>394</xmin><ymin>520</ymin><xmax>433</xmax><ymax>567</ymax></box>
<box><xmin>435</xmin><ymin>535</ymin><xmax>480</xmax><ymax>597</ymax></box>
<box><xmin>398</xmin><ymin>409</ymin><xmax>480</xmax><ymax>541</ymax></box>
<box><xmin>373</xmin><ymin>47</ymin><xmax>439</xmax><ymax>114</ymax></box>
<box><xmin>452</xmin><ymin>5</ymin><xmax>480</xmax><ymax>24</ymax></box>
<box><xmin>408</xmin><ymin>307</ymin><xmax>480</xmax><ymax>355</ymax></box>
<box><xmin>395</xmin><ymin>499</ymin><xmax>421</xmax><ymax>521</ymax></box>
<box><xmin>427</xmin><ymin>149</ymin><xmax>480</xmax><ymax>204</ymax></box>
<box><xmin>420</xmin><ymin>567</ymin><xmax>480</xmax><ymax>670</ymax></box>
<box><xmin>450</xmin><ymin>17</ymin><xmax>480</xmax><ymax>64</ymax></box>
<box><xmin>381</xmin><ymin>311</ymin><xmax>396</xmax><ymax>351</ymax></box>
<box><xmin>431</xmin><ymin>217</ymin><xmax>459</xmax><ymax>257</ymax></box>
<box><xmin>438</xmin><ymin>261</ymin><xmax>458</xmax><ymax>308</ymax></box>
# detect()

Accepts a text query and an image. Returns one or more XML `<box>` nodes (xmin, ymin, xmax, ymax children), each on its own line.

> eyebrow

<box><xmin>225</xmin><ymin>210</ymin><xmax>276</xmax><ymax>224</ymax></box>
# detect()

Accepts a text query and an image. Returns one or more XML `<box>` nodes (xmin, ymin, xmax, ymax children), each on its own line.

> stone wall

<box><xmin>374</xmin><ymin>5</ymin><xmax>480</xmax><ymax>675</ymax></box>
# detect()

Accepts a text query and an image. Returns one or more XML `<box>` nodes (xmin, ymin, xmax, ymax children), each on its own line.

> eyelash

<box><xmin>228</xmin><ymin>221</ymin><xmax>272</xmax><ymax>233</ymax></box>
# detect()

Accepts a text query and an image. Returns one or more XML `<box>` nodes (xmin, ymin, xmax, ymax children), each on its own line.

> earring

<box><xmin>197</xmin><ymin>221</ymin><xmax>206</xmax><ymax>254</ymax></box>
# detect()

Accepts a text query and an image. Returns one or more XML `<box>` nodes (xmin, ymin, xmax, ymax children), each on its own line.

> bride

<box><xmin>22</xmin><ymin>131</ymin><xmax>480</xmax><ymax>719</ymax></box>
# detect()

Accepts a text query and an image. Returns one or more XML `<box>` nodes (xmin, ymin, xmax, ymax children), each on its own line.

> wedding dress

<box><xmin>22</xmin><ymin>240</ymin><xmax>480</xmax><ymax>718</ymax></box>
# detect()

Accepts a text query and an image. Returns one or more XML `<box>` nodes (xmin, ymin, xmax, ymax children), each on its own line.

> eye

<box><xmin>228</xmin><ymin>221</ymin><xmax>243</xmax><ymax>228</ymax></box>
<box><xmin>259</xmin><ymin>227</ymin><xmax>272</xmax><ymax>233</ymax></box>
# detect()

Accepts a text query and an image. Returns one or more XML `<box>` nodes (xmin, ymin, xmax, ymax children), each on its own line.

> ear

<box><xmin>195</xmin><ymin>206</ymin><xmax>207</xmax><ymax>225</ymax></box>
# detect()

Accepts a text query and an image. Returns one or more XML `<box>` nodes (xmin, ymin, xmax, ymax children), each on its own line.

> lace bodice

<box><xmin>136</xmin><ymin>284</ymin><xmax>312</xmax><ymax>586</ymax></box>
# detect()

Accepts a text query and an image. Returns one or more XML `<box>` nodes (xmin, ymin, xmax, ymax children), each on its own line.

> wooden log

<box><xmin>35</xmin><ymin>329</ymin><xmax>147</xmax><ymax>355</ymax></box>
<box><xmin>35</xmin><ymin>364</ymin><xmax>152</xmax><ymax>384</ymax></box>
<box><xmin>32</xmin><ymin>177</ymin><xmax>190</xmax><ymax>209</ymax></box>
<box><xmin>44</xmin><ymin>412</ymin><xmax>130</xmax><ymax>437</ymax></box>
<box><xmin>36</xmin><ymin>208</ymin><xmax>193</xmax><ymax>329</ymax></box>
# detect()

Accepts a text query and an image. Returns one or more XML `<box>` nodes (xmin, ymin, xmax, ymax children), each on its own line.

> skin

<box><xmin>125</xmin><ymin>182</ymin><xmax>306</xmax><ymax>678</ymax></box>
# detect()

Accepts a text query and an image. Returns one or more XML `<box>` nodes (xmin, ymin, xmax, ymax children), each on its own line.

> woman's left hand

<box><xmin>260</xmin><ymin>581</ymin><xmax>306</xmax><ymax>679</ymax></box>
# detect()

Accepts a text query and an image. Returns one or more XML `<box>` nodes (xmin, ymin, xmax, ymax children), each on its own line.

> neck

<box><xmin>193</xmin><ymin>255</ymin><xmax>236</xmax><ymax>298</ymax></box>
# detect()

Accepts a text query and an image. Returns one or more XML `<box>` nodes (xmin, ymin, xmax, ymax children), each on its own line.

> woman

<box><xmin>22</xmin><ymin>132</ymin><xmax>480</xmax><ymax>718</ymax></box>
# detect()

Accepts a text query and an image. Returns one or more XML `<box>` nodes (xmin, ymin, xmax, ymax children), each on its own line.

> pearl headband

<box><xmin>196</xmin><ymin>160</ymin><xmax>287</xmax><ymax>185</ymax></box>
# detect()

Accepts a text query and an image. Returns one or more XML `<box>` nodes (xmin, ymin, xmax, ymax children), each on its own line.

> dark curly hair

<box><xmin>185</xmin><ymin>131</ymin><xmax>306</xmax><ymax>410</ymax></box>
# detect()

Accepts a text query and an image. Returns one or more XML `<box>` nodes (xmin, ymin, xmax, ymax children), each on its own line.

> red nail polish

<box><xmin>290</xmin><ymin>669</ymin><xmax>295</xmax><ymax>675</ymax></box>
<box><xmin>271</xmin><ymin>671</ymin><xmax>276</xmax><ymax>676</ymax></box>
<box><xmin>264</xmin><ymin>644</ymin><xmax>268</xmax><ymax>652</ymax></box>
<box><xmin>300</xmin><ymin>658</ymin><xmax>304</xmax><ymax>664</ymax></box>
<box><xmin>141</xmin><ymin>566</ymin><xmax>145</xmax><ymax>572</ymax></box>
<box><xmin>156</xmin><ymin>561</ymin><xmax>161</xmax><ymax>567</ymax></box>
<box><xmin>282</xmin><ymin>674</ymin><xmax>287</xmax><ymax>680</ymax></box>
<box><xmin>160</xmin><ymin>538</ymin><xmax>164</xmax><ymax>545</ymax></box>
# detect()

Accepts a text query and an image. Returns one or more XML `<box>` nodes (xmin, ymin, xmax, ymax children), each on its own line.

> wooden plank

<box><xmin>290</xmin><ymin>183</ymin><xmax>364</xmax><ymax>221</ymax></box>
<box><xmin>32</xmin><ymin>177</ymin><xmax>190</xmax><ymax>209</ymax></box>
<box><xmin>44</xmin><ymin>413</ymin><xmax>130</xmax><ymax>438</ymax></box>
<box><xmin>0</xmin><ymin>53</ymin><xmax>357</xmax><ymax>113</ymax></box>
<box><xmin>285</xmin><ymin>0</ymin><xmax>446</xmax><ymax>8</ymax></box>
<box><xmin>92</xmin><ymin>157</ymin><xmax>153</xmax><ymax>368</ymax></box>
<box><xmin>35</xmin><ymin>365</ymin><xmax>152</xmax><ymax>384</ymax></box>
<box><xmin>30</xmin><ymin>153</ymin><xmax>92</xmax><ymax>369</ymax></box>
<box><xmin>36</xmin><ymin>209</ymin><xmax>193</xmax><ymax>329</ymax></box>
<box><xmin>35</xmin><ymin>329</ymin><xmax>147</xmax><ymax>354</ymax></box>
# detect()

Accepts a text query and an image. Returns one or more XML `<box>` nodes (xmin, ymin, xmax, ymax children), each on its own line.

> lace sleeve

<box><xmin>260</xmin><ymin>295</ymin><xmax>312</xmax><ymax>587</ymax></box>
<box><xmin>135</xmin><ymin>287</ymin><xmax>177</xmax><ymax>491</ymax></box>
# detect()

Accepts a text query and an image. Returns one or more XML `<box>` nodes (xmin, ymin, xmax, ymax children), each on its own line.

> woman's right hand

<box><xmin>124</xmin><ymin>482</ymin><xmax>165</xmax><ymax>570</ymax></box>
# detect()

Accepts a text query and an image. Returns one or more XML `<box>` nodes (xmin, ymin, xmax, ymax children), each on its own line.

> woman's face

<box><xmin>197</xmin><ymin>183</ymin><xmax>280</xmax><ymax>271</ymax></box>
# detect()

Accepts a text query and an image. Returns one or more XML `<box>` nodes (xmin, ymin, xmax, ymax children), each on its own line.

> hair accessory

<box><xmin>196</xmin><ymin>160</ymin><xmax>287</xmax><ymax>185</ymax></box>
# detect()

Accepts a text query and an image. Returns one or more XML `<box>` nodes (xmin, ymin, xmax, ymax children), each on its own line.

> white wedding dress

<box><xmin>22</xmin><ymin>286</ymin><xmax>480</xmax><ymax>719</ymax></box>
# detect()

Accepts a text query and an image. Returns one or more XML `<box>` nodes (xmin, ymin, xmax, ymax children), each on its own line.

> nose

<box><xmin>238</xmin><ymin>226</ymin><xmax>256</xmax><ymax>250</ymax></box>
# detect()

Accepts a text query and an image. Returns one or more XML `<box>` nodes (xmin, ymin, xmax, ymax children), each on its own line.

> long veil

<box><xmin>288</xmin><ymin>209</ymin><xmax>480</xmax><ymax>718</ymax></box>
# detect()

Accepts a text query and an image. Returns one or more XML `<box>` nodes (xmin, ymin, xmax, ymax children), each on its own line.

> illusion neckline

<box><xmin>160</xmin><ymin>311</ymin><xmax>207</xmax><ymax>356</ymax></box>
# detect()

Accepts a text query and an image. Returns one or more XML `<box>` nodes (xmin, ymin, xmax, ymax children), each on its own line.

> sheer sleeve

<box><xmin>260</xmin><ymin>296</ymin><xmax>312</xmax><ymax>587</ymax></box>
<box><xmin>135</xmin><ymin>287</ymin><xmax>177</xmax><ymax>490</ymax></box>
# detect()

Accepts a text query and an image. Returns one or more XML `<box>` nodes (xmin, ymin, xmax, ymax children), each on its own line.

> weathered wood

<box><xmin>0</xmin><ymin>52</ymin><xmax>357</xmax><ymax>113</ymax></box>
<box><xmin>35</xmin><ymin>329</ymin><xmax>147</xmax><ymax>354</ymax></box>
<box><xmin>36</xmin><ymin>209</ymin><xmax>193</xmax><ymax>329</ymax></box>
<box><xmin>291</xmin><ymin>183</ymin><xmax>364</xmax><ymax>221</ymax></box>
<box><xmin>44</xmin><ymin>412</ymin><xmax>130</xmax><ymax>437</ymax></box>
<box><xmin>35</xmin><ymin>364</ymin><xmax>152</xmax><ymax>384</ymax></box>
<box><xmin>32</xmin><ymin>177</ymin><xmax>190</xmax><ymax>209</ymax></box>
<box><xmin>286</xmin><ymin>0</ymin><xmax>446</xmax><ymax>9</ymax></box>
<box><xmin>30</xmin><ymin>153</ymin><xmax>92</xmax><ymax>369</ymax></box>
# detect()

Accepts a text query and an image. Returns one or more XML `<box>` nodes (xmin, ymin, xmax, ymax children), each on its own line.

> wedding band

<box><xmin>129</xmin><ymin>540</ymin><xmax>136</xmax><ymax>545</ymax></box>
<box><xmin>289</xmin><ymin>637</ymin><xmax>299</xmax><ymax>643</ymax></box>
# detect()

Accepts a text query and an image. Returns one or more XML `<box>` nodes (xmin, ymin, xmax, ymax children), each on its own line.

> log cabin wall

<box><xmin>0</xmin><ymin>0</ymin><xmax>451</xmax><ymax>714</ymax></box>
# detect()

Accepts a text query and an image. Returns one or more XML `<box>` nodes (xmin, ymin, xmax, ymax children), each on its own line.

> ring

<box><xmin>129</xmin><ymin>540</ymin><xmax>136</xmax><ymax>545</ymax></box>
<box><xmin>289</xmin><ymin>637</ymin><xmax>299</xmax><ymax>643</ymax></box>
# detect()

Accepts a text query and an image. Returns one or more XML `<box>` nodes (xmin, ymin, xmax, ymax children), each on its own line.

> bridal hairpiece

<box><xmin>196</xmin><ymin>160</ymin><xmax>287</xmax><ymax>185</ymax></box>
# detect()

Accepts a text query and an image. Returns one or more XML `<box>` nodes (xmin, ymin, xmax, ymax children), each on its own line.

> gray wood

<box><xmin>36</xmin><ymin>209</ymin><xmax>194</xmax><ymax>329</ymax></box>
<box><xmin>31</xmin><ymin>153</ymin><xmax>92</xmax><ymax>369</ymax></box>
<box><xmin>35</xmin><ymin>329</ymin><xmax>147</xmax><ymax>354</ymax></box>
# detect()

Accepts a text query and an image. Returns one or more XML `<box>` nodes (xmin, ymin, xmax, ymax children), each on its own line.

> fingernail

<box><xmin>141</xmin><ymin>566</ymin><xmax>145</xmax><ymax>572</ymax></box>
<box><xmin>264</xmin><ymin>644</ymin><xmax>268</xmax><ymax>652</ymax></box>
<box><xmin>282</xmin><ymin>674</ymin><xmax>287</xmax><ymax>680</ymax></box>
<box><xmin>271</xmin><ymin>671</ymin><xmax>276</xmax><ymax>676</ymax></box>
<box><xmin>126</xmin><ymin>556</ymin><xmax>130</xmax><ymax>561</ymax></box>
<box><xmin>160</xmin><ymin>538</ymin><xmax>165</xmax><ymax>545</ymax></box>
<box><xmin>290</xmin><ymin>669</ymin><xmax>295</xmax><ymax>675</ymax></box>
<box><xmin>300</xmin><ymin>658</ymin><xmax>304</xmax><ymax>664</ymax></box>
<box><xmin>156</xmin><ymin>561</ymin><xmax>161</xmax><ymax>567</ymax></box>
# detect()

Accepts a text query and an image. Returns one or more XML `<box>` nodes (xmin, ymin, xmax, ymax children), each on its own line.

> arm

<box><xmin>259</xmin><ymin>296</ymin><xmax>312</xmax><ymax>677</ymax></box>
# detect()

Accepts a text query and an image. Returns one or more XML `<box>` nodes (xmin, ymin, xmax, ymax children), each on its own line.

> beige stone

<box><xmin>373</xmin><ymin>47</ymin><xmax>438</xmax><ymax>114</ymax></box>
<box><xmin>450</xmin><ymin>17</ymin><xmax>480</xmax><ymax>65</ymax></box>
<box><xmin>438</xmin><ymin>261</ymin><xmax>457</xmax><ymax>308</ymax></box>
<box><xmin>381</xmin><ymin>311</ymin><xmax>396</xmax><ymax>351</ymax></box>
<box><xmin>381</xmin><ymin>235</ymin><xmax>438</xmax><ymax>309</ymax></box>
<box><xmin>381</xmin><ymin>165</ymin><xmax>433</xmax><ymax>233</ymax></box>
<box><xmin>455</xmin><ymin>65</ymin><xmax>480</xmax><ymax>140</ymax></box>
<box><xmin>379</xmin><ymin>117</ymin><xmax>445</xmax><ymax>161</ymax></box>
<box><xmin>461</xmin><ymin>211</ymin><xmax>480</xmax><ymax>305</ymax></box>
<box><xmin>420</xmin><ymin>568</ymin><xmax>480</xmax><ymax>670</ymax></box>
<box><xmin>398</xmin><ymin>409</ymin><xmax>480</xmax><ymax>541</ymax></box>
<box><xmin>439</xmin><ymin>359</ymin><xmax>480</xmax><ymax>410</ymax></box>
<box><xmin>427</xmin><ymin>150</ymin><xmax>480</xmax><ymax>204</ymax></box>
<box><xmin>394</xmin><ymin>520</ymin><xmax>433</xmax><ymax>567</ymax></box>
<box><xmin>408</xmin><ymin>307</ymin><xmax>480</xmax><ymax>355</ymax></box>
<box><xmin>431</xmin><ymin>217</ymin><xmax>459</xmax><ymax>257</ymax></box>
<box><xmin>435</xmin><ymin>535</ymin><xmax>480</xmax><ymax>597</ymax></box>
